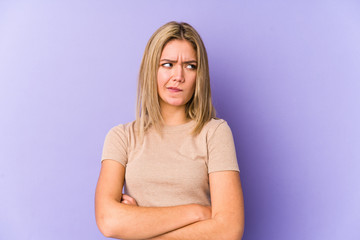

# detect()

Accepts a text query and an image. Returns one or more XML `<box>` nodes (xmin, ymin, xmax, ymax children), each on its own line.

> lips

<box><xmin>167</xmin><ymin>87</ymin><xmax>182</xmax><ymax>92</ymax></box>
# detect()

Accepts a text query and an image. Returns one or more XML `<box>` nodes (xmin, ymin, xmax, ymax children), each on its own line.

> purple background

<box><xmin>1</xmin><ymin>1</ymin><xmax>359</xmax><ymax>239</ymax></box>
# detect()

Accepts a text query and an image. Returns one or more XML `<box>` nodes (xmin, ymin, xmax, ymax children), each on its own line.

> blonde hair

<box><xmin>136</xmin><ymin>21</ymin><xmax>216</xmax><ymax>140</ymax></box>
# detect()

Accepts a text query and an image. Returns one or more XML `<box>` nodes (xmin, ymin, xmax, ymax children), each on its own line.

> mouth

<box><xmin>167</xmin><ymin>87</ymin><xmax>182</xmax><ymax>92</ymax></box>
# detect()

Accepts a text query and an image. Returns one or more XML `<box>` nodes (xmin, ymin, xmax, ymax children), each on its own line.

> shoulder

<box><xmin>108</xmin><ymin>120</ymin><xmax>136</xmax><ymax>132</ymax></box>
<box><xmin>101</xmin><ymin>121</ymin><xmax>136</xmax><ymax>165</ymax></box>
<box><xmin>205</xmin><ymin>117</ymin><xmax>226</xmax><ymax>128</ymax></box>
<box><xmin>105</xmin><ymin>120</ymin><xmax>137</xmax><ymax>140</ymax></box>
<box><xmin>203</xmin><ymin>118</ymin><xmax>232</xmax><ymax>140</ymax></box>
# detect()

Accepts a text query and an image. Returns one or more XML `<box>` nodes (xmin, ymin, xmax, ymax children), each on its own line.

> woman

<box><xmin>95</xmin><ymin>21</ymin><xmax>244</xmax><ymax>240</ymax></box>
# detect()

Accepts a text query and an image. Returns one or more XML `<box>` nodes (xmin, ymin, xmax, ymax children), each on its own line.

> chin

<box><xmin>169</xmin><ymin>103</ymin><xmax>185</xmax><ymax>107</ymax></box>
<box><xmin>166</xmin><ymin>100</ymin><xmax>186</xmax><ymax>107</ymax></box>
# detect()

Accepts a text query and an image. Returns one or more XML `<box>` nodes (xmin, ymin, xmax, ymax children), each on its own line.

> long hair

<box><xmin>136</xmin><ymin>21</ymin><xmax>216</xmax><ymax>140</ymax></box>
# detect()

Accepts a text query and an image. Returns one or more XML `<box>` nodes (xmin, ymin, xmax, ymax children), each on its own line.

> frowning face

<box><xmin>157</xmin><ymin>39</ymin><xmax>197</xmax><ymax>110</ymax></box>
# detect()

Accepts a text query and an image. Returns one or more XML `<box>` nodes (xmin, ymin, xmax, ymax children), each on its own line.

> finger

<box><xmin>121</xmin><ymin>194</ymin><xmax>139</xmax><ymax>206</ymax></box>
<box><xmin>122</xmin><ymin>194</ymin><xmax>136</xmax><ymax>203</ymax></box>
<box><xmin>121</xmin><ymin>194</ymin><xmax>133</xmax><ymax>200</ymax></box>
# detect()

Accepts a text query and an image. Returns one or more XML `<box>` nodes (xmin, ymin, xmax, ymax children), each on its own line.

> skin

<box><xmin>124</xmin><ymin>172</ymin><xmax>244</xmax><ymax>240</ymax></box>
<box><xmin>95</xmin><ymin>160</ymin><xmax>212</xmax><ymax>239</ymax></box>
<box><xmin>157</xmin><ymin>39</ymin><xmax>197</xmax><ymax>126</ymax></box>
<box><xmin>95</xmin><ymin>39</ymin><xmax>245</xmax><ymax>240</ymax></box>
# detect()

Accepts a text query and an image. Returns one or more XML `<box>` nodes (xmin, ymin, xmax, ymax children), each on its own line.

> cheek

<box><xmin>189</xmin><ymin>74</ymin><xmax>197</xmax><ymax>90</ymax></box>
<box><xmin>157</xmin><ymin>71</ymin><xmax>166</xmax><ymax>97</ymax></box>
<box><xmin>157</xmin><ymin>69</ymin><xmax>169</xmax><ymax>86</ymax></box>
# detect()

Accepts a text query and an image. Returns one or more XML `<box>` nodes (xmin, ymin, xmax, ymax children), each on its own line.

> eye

<box><xmin>162</xmin><ymin>63</ymin><xmax>172</xmax><ymax>68</ymax></box>
<box><xmin>186</xmin><ymin>64</ymin><xmax>197</xmax><ymax>70</ymax></box>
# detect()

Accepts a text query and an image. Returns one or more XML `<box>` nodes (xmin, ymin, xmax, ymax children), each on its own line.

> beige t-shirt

<box><xmin>101</xmin><ymin>118</ymin><xmax>239</xmax><ymax>207</ymax></box>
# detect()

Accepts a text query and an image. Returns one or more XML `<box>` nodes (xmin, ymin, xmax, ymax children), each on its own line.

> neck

<box><xmin>160</xmin><ymin>105</ymin><xmax>190</xmax><ymax>126</ymax></box>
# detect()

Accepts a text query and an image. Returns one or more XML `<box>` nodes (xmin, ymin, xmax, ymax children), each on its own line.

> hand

<box><xmin>121</xmin><ymin>194</ymin><xmax>138</xmax><ymax>206</ymax></box>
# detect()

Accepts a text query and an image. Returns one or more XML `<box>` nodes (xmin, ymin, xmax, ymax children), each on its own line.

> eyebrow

<box><xmin>160</xmin><ymin>59</ymin><xmax>197</xmax><ymax>64</ymax></box>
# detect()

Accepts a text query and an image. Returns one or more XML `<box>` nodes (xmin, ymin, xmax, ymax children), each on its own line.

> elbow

<box><xmin>225</xmin><ymin>225</ymin><xmax>244</xmax><ymax>240</ymax></box>
<box><xmin>96</xmin><ymin>209</ymin><xmax>125</xmax><ymax>238</ymax></box>
<box><xmin>227</xmin><ymin>217</ymin><xmax>245</xmax><ymax>240</ymax></box>
<box><xmin>233</xmin><ymin>225</ymin><xmax>245</xmax><ymax>240</ymax></box>
<box><xmin>96</xmin><ymin>213</ymin><xmax>113</xmax><ymax>238</ymax></box>
<box><xmin>215</xmin><ymin>214</ymin><xmax>244</xmax><ymax>240</ymax></box>
<box><xmin>95</xmin><ymin>197</ymin><xmax>129</xmax><ymax>238</ymax></box>
<box><xmin>97</xmin><ymin>219</ymin><xmax>113</xmax><ymax>238</ymax></box>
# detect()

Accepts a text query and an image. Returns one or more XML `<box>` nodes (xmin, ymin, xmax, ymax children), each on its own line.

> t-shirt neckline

<box><xmin>161</xmin><ymin>119</ymin><xmax>195</xmax><ymax>132</ymax></box>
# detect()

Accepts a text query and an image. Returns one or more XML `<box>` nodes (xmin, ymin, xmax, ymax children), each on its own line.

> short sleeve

<box><xmin>207</xmin><ymin>121</ymin><xmax>240</xmax><ymax>173</ymax></box>
<box><xmin>101</xmin><ymin>125</ymin><xmax>128</xmax><ymax>167</ymax></box>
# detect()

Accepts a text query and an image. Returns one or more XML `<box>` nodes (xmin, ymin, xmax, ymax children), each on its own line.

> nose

<box><xmin>172</xmin><ymin>65</ymin><xmax>185</xmax><ymax>83</ymax></box>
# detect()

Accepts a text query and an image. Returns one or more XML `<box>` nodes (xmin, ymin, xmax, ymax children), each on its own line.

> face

<box><xmin>157</xmin><ymin>39</ymin><xmax>197</xmax><ymax>111</ymax></box>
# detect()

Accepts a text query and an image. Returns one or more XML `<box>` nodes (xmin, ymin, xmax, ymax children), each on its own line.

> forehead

<box><xmin>161</xmin><ymin>39</ymin><xmax>196</xmax><ymax>59</ymax></box>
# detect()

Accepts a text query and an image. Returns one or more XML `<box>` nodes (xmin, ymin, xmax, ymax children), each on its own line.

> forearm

<box><xmin>96</xmin><ymin>198</ymin><xmax>208</xmax><ymax>240</ymax></box>
<box><xmin>150</xmin><ymin>213</ymin><xmax>243</xmax><ymax>240</ymax></box>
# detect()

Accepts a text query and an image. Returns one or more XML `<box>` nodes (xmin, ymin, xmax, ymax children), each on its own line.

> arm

<box><xmin>95</xmin><ymin>159</ymin><xmax>211</xmax><ymax>240</ymax></box>
<box><xmin>149</xmin><ymin>171</ymin><xmax>245</xmax><ymax>240</ymax></box>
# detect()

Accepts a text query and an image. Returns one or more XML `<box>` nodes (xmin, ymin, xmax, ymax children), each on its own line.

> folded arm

<box><xmin>95</xmin><ymin>160</ymin><xmax>211</xmax><ymax>240</ymax></box>
<box><xmin>148</xmin><ymin>170</ymin><xmax>245</xmax><ymax>240</ymax></box>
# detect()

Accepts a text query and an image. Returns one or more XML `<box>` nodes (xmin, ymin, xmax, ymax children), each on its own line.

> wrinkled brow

<box><xmin>160</xmin><ymin>59</ymin><xmax>197</xmax><ymax>64</ymax></box>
